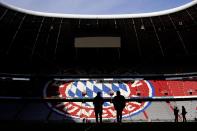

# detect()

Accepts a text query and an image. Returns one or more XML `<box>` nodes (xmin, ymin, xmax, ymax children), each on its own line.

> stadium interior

<box><xmin>0</xmin><ymin>1</ymin><xmax>197</xmax><ymax>130</ymax></box>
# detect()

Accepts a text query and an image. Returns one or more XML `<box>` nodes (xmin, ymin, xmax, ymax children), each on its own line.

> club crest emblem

<box><xmin>44</xmin><ymin>80</ymin><xmax>154</xmax><ymax>120</ymax></box>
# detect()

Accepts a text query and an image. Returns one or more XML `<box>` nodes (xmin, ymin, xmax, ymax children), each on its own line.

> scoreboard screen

<box><xmin>74</xmin><ymin>37</ymin><xmax>121</xmax><ymax>48</ymax></box>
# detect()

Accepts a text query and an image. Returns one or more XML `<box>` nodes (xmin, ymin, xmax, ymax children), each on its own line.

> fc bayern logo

<box><xmin>44</xmin><ymin>80</ymin><xmax>154</xmax><ymax>120</ymax></box>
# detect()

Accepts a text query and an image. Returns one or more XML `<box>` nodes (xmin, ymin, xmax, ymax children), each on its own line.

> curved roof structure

<box><xmin>0</xmin><ymin>1</ymin><xmax>197</xmax><ymax>19</ymax></box>
<box><xmin>0</xmin><ymin>2</ymin><xmax>197</xmax><ymax>76</ymax></box>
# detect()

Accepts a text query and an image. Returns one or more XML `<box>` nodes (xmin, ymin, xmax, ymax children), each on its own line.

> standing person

<box><xmin>93</xmin><ymin>92</ymin><xmax>104</xmax><ymax>123</ymax></box>
<box><xmin>181</xmin><ymin>106</ymin><xmax>187</xmax><ymax>122</ymax></box>
<box><xmin>174</xmin><ymin>106</ymin><xmax>179</xmax><ymax>122</ymax></box>
<box><xmin>113</xmin><ymin>91</ymin><xmax>126</xmax><ymax>123</ymax></box>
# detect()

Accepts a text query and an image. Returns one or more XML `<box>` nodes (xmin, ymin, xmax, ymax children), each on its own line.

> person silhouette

<box><xmin>181</xmin><ymin>106</ymin><xmax>187</xmax><ymax>122</ymax></box>
<box><xmin>174</xmin><ymin>106</ymin><xmax>179</xmax><ymax>122</ymax></box>
<box><xmin>93</xmin><ymin>92</ymin><xmax>104</xmax><ymax>123</ymax></box>
<box><xmin>113</xmin><ymin>91</ymin><xmax>126</xmax><ymax>123</ymax></box>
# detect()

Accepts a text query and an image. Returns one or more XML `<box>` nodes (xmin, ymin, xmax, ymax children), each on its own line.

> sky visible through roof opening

<box><xmin>0</xmin><ymin>0</ymin><xmax>193</xmax><ymax>14</ymax></box>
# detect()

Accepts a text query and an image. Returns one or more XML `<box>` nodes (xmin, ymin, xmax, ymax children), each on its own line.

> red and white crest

<box><xmin>44</xmin><ymin>80</ymin><xmax>153</xmax><ymax>120</ymax></box>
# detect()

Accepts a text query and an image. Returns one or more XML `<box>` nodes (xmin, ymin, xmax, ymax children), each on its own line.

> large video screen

<box><xmin>74</xmin><ymin>37</ymin><xmax>121</xmax><ymax>48</ymax></box>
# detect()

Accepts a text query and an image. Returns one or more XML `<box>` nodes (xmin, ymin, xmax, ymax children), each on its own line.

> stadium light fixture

<box><xmin>12</xmin><ymin>78</ymin><xmax>30</xmax><ymax>81</ymax></box>
<box><xmin>140</xmin><ymin>25</ymin><xmax>145</xmax><ymax>30</ymax></box>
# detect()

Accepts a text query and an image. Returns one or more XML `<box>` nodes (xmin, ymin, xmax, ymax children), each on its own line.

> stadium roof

<box><xmin>0</xmin><ymin>0</ymin><xmax>197</xmax><ymax>19</ymax></box>
<box><xmin>0</xmin><ymin>2</ymin><xmax>197</xmax><ymax>76</ymax></box>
